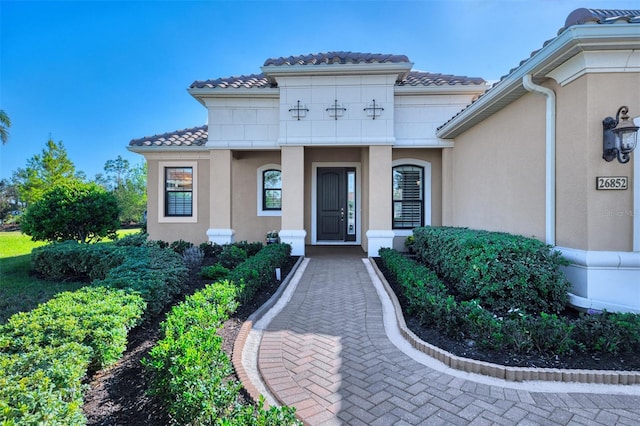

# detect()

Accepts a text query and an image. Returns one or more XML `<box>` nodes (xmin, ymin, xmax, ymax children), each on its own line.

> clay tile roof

<box><xmin>263</xmin><ymin>51</ymin><xmax>411</xmax><ymax>66</ymax></box>
<box><xmin>129</xmin><ymin>125</ymin><xmax>208</xmax><ymax>147</ymax></box>
<box><xmin>190</xmin><ymin>74</ymin><xmax>272</xmax><ymax>90</ymax></box>
<box><xmin>399</xmin><ymin>71</ymin><xmax>485</xmax><ymax>86</ymax></box>
<box><xmin>562</xmin><ymin>8</ymin><xmax>640</xmax><ymax>30</ymax></box>
<box><xmin>437</xmin><ymin>8</ymin><xmax>640</xmax><ymax>133</ymax></box>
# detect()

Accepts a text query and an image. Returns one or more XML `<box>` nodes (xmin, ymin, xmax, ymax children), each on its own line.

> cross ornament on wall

<box><xmin>288</xmin><ymin>100</ymin><xmax>309</xmax><ymax>120</ymax></box>
<box><xmin>326</xmin><ymin>99</ymin><xmax>347</xmax><ymax>120</ymax></box>
<box><xmin>364</xmin><ymin>99</ymin><xmax>384</xmax><ymax>120</ymax></box>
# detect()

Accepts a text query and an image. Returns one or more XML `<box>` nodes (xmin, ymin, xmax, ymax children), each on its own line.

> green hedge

<box><xmin>32</xmin><ymin>242</ymin><xmax>189</xmax><ymax>316</ymax></box>
<box><xmin>3</xmin><ymin>241</ymin><xmax>188</xmax><ymax>424</ymax></box>
<box><xmin>228</xmin><ymin>243</ymin><xmax>292</xmax><ymax>303</ymax></box>
<box><xmin>144</xmin><ymin>281</ymin><xmax>299</xmax><ymax>425</ymax></box>
<box><xmin>31</xmin><ymin>241</ymin><xmax>125</xmax><ymax>282</ymax></box>
<box><xmin>92</xmin><ymin>246</ymin><xmax>188</xmax><ymax>315</ymax></box>
<box><xmin>0</xmin><ymin>287</ymin><xmax>145</xmax><ymax>425</ymax></box>
<box><xmin>412</xmin><ymin>226</ymin><xmax>571</xmax><ymax>314</ymax></box>
<box><xmin>380</xmin><ymin>248</ymin><xmax>640</xmax><ymax>356</ymax></box>
<box><xmin>0</xmin><ymin>343</ymin><xmax>91</xmax><ymax>426</ymax></box>
<box><xmin>144</xmin><ymin>243</ymin><xmax>299</xmax><ymax>425</ymax></box>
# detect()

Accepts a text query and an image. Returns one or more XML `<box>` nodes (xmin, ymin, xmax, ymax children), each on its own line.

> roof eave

<box><xmin>127</xmin><ymin>145</ymin><xmax>209</xmax><ymax>154</ymax></box>
<box><xmin>261</xmin><ymin>61</ymin><xmax>414</xmax><ymax>79</ymax></box>
<box><xmin>395</xmin><ymin>84</ymin><xmax>490</xmax><ymax>96</ymax></box>
<box><xmin>436</xmin><ymin>24</ymin><xmax>640</xmax><ymax>139</ymax></box>
<box><xmin>188</xmin><ymin>87</ymin><xmax>280</xmax><ymax>105</ymax></box>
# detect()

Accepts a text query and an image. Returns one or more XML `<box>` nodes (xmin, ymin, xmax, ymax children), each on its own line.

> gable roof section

<box><xmin>190</xmin><ymin>74</ymin><xmax>272</xmax><ymax>90</ymax></box>
<box><xmin>437</xmin><ymin>8</ymin><xmax>640</xmax><ymax>138</ymax></box>
<box><xmin>263</xmin><ymin>51</ymin><xmax>410</xmax><ymax>66</ymax></box>
<box><xmin>128</xmin><ymin>125</ymin><xmax>208</xmax><ymax>150</ymax></box>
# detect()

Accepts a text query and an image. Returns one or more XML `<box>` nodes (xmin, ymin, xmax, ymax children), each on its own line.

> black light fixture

<box><xmin>602</xmin><ymin>106</ymin><xmax>638</xmax><ymax>163</ymax></box>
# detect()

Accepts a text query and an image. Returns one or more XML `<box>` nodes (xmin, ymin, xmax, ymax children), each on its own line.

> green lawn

<box><xmin>0</xmin><ymin>229</ymin><xmax>140</xmax><ymax>323</ymax></box>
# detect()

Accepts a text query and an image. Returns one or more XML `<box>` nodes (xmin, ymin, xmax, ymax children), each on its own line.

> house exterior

<box><xmin>129</xmin><ymin>8</ymin><xmax>640</xmax><ymax>313</ymax></box>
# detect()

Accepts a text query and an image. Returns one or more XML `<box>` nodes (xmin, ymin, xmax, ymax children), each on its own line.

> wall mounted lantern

<box><xmin>602</xmin><ymin>106</ymin><xmax>638</xmax><ymax>163</ymax></box>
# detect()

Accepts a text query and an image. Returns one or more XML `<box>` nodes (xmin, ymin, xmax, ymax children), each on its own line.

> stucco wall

<box><xmin>144</xmin><ymin>153</ymin><xmax>211</xmax><ymax>245</ymax></box>
<box><xmin>443</xmin><ymin>92</ymin><xmax>547</xmax><ymax>240</ymax></box>
<box><xmin>230</xmin><ymin>150</ymin><xmax>282</xmax><ymax>242</ymax></box>
<box><xmin>556</xmin><ymin>72</ymin><xmax>638</xmax><ymax>251</ymax></box>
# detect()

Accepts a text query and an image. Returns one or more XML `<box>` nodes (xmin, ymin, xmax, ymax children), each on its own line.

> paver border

<box><xmin>368</xmin><ymin>257</ymin><xmax>640</xmax><ymax>385</ymax></box>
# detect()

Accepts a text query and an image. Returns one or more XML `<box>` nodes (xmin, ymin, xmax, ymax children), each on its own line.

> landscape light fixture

<box><xmin>602</xmin><ymin>106</ymin><xmax>638</xmax><ymax>164</ymax></box>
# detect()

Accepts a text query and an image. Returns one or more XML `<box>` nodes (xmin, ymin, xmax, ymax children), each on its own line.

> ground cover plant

<box><xmin>379</xmin><ymin>226</ymin><xmax>640</xmax><ymax>368</ymax></box>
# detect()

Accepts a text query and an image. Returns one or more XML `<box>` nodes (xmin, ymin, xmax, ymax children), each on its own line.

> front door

<box><xmin>317</xmin><ymin>167</ymin><xmax>356</xmax><ymax>242</ymax></box>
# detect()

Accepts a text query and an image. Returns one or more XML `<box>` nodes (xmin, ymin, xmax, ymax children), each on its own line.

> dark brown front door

<box><xmin>317</xmin><ymin>167</ymin><xmax>356</xmax><ymax>241</ymax></box>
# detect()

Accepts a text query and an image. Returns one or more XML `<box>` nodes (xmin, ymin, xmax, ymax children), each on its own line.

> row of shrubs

<box><xmin>410</xmin><ymin>226</ymin><xmax>571</xmax><ymax>315</ymax></box>
<box><xmin>143</xmin><ymin>244</ymin><xmax>299</xmax><ymax>425</ymax></box>
<box><xmin>32</xmin><ymin>241</ymin><xmax>189</xmax><ymax>315</ymax></box>
<box><xmin>0</xmin><ymin>287</ymin><xmax>146</xmax><ymax>424</ymax></box>
<box><xmin>380</xmin><ymin>248</ymin><xmax>640</xmax><ymax>356</ymax></box>
<box><xmin>1</xmin><ymin>240</ymin><xmax>189</xmax><ymax>425</ymax></box>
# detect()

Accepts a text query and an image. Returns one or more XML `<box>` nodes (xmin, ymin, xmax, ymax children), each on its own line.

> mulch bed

<box><xmin>83</xmin><ymin>255</ymin><xmax>640</xmax><ymax>425</ymax></box>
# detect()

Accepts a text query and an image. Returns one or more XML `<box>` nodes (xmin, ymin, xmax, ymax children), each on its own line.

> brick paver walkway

<box><xmin>255</xmin><ymin>249</ymin><xmax>640</xmax><ymax>425</ymax></box>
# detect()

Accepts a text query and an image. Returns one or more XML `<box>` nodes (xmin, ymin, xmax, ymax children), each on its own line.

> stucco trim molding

<box><xmin>207</xmin><ymin>228</ymin><xmax>235</xmax><ymax>245</ymax></box>
<box><xmin>546</xmin><ymin>50</ymin><xmax>640</xmax><ymax>86</ymax></box>
<box><xmin>556</xmin><ymin>246</ymin><xmax>640</xmax><ymax>313</ymax></box>
<box><xmin>366</xmin><ymin>230</ymin><xmax>395</xmax><ymax>257</ymax></box>
<box><xmin>279</xmin><ymin>229</ymin><xmax>307</xmax><ymax>256</ymax></box>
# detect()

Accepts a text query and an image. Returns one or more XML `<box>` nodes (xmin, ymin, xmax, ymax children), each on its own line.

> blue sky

<box><xmin>1</xmin><ymin>0</ymin><xmax>638</xmax><ymax>180</ymax></box>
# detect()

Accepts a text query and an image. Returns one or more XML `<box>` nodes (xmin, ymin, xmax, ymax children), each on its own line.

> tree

<box><xmin>0</xmin><ymin>179</ymin><xmax>22</xmax><ymax>223</ymax></box>
<box><xmin>104</xmin><ymin>155</ymin><xmax>130</xmax><ymax>189</ymax></box>
<box><xmin>97</xmin><ymin>157</ymin><xmax>146</xmax><ymax>223</ymax></box>
<box><xmin>21</xmin><ymin>182</ymin><xmax>120</xmax><ymax>243</ymax></box>
<box><xmin>0</xmin><ymin>110</ymin><xmax>10</xmax><ymax>145</ymax></box>
<box><xmin>16</xmin><ymin>138</ymin><xmax>82</xmax><ymax>206</ymax></box>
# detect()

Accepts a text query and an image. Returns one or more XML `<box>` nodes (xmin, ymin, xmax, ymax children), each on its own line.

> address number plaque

<box><xmin>596</xmin><ymin>176</ymin><xmax>628</xmax><ymax>190</ymax></box>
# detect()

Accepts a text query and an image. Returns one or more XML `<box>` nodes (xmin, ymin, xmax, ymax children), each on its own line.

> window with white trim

<box><xmin>159</xmin><ymin>161</ymin><xmax>198</xmax><ymax>223</ymax></box>
<box><xmin>165</xmin><ymin>167</ymin><xmax>193</xmax><ymax>216</ymax></box>
<box><xmin>392</xmin><ymin>165</ymin><xmax>423</xmax><ymax>229</ymax></box>
<box><xmin>257</xmin><ymin>164</ymin><xmax>282</xmax><ymax>216</ymax></box>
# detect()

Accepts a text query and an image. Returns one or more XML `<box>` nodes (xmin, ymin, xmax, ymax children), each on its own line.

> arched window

<box><xmin>392</xmin><ymin>165</ymin><xmax>424</xmax><ymax>229</ymax></box>
<box><xmin>257</xmin><ymin>164</ymin><xmax>282</xmax><ymax>216</ymax></box>
<box><xmin>262</xmin><ymin>169</ymin><xmax>282</xmax><ymax>210</ymax></box>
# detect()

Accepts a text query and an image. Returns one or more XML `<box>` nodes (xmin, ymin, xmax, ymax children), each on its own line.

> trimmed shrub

<box><xmin>93</xmin><ymin>246</ymin><xmax>188</xmax><ymax>315</ymax></box>
<box><xmin>0</xmin><ymin>286</ymin><xmax>145</xmax><ymax>371</ymax></box>
<box><xmin>31</xmin><ymin>241</ymin><xmax>125</xmax><ymax>281</ymax></box>
<box><xmin>200</xmin><ymin>263</ymin><xmax>230</xmax><ymax>281</ymax></box>
<box><xmin>114</xmin><ymin>231</ymin><xmax>150</xmax><ymax>247</ymax></box>
<box><xmin>0</xmin><ymin>343</ymin><xmax>91</xmax><ymax>425</ymax></box>
<box><xmin>412</xmin><ymin>226</ymin><xmax>570</xmax><ymax>314</ymax></box>
<box><xmin>200</xmin><ymin>241</ymin><xmax>223</xmax><ymax>258</ymax></box>
<box><xmin>0</xmin><ymin>286</ymin><xmax>145</xmax><ymax>425</ymax></box>
<box><xmin>144</xmin><ymin>280</ymin><xmax>299</xmax><ymax>425</ymax></box>
<box><xmin>379</xmin><ymin>248</ymin><xmax>640</xmax><ymax>357</ymax></box>
<box><xmin>144</xmin><ymin>282</ymin><xmax>240</xmax><ymax>423</ymax></box>
<box><xmin>32</xmin><ymin>242</ymin><xmax>189</xmax><ymax>316</ymax></box>
<box><xmin>219</xmin><ymin>244</ymin><xmax>248</xmax><ymax>269</ymax></box>
<box><xmin>21</xmin><ymin>181</ymin><xmax>120</xmax><ymax>244</ymax></box>
<box><xmin>228</xmin><ymin>243</ymin><xmax>291</xmax><ymax>303</ymax></box>
<box><xmin>169</xmin><ymin>239</ymin><xmax>193</xmax><ymax>255</ymax></box>
<box><xmin>233</xmin><ymin>240</ymin><xmax>264</xmax><ymax>257</ymax></box>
